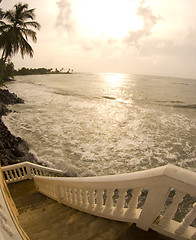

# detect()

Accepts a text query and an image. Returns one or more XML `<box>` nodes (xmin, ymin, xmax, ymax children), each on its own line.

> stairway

<box><xmin>8</xmin><ymin>180</ymin><xmax>172</xmax><ymax>240</ymax></box>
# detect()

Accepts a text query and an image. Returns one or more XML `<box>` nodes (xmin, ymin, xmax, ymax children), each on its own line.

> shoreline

<box><xmin>0</xmin><ymin>88</ymin><xmax>39</xmax><ymax>166</ymax></box>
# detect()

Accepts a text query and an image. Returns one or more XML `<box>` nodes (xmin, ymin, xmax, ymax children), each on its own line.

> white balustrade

<box><xmin>0</xmin><ymin>168</ymin><xmax>28</xmax><ymax>240</ymax></box>
<box><xmin>95</xmin><ymin>189</ymin><xmax>104</xmax><ymax>211</ymax></box>
<box><xmin>2</xmin><ymin>161</ymin><xmax>64</xmax><ymax>183</ymax></box>
<box><xmin>159</xmin><ymin>190</ymin><xmax>185</xmax><ymax>228</ymax></box>
<box><xmin>77</xmin><ymin>188</ymin><xmax>82</xmax><ymax>206</ymax></box>
<box><xmin>1</xmin><ymin>162</ymin><xmax>196</xmax><ymax>240</ymax></box>
<box><xmin>82</xmin><ymin>189</ymin><xmax>88</xmax><ymax>208</ymax></box>
<box><xmin>124</xmin><ymin>187</ymin><xmax>142</xmax><ymax>217</ymax></box>
<box><xmin>103</xmin><ymin>189</ymin><xmax>114</xmax><ymax>214</ymax></box>
<box><xmin>113</xmin><ymin>189</ymin><xmax>127</xmax><ymax>216</ymax></box>
<box><xmin>88</xmin><ymin>189</ymin><xmax>95</xmax><ymax>210</ymax></box>
<box><xmin>33</xmin><ymin>164</ymin><xmax>196</xmax><ymax>240</ymax></box>
<box><xmin>175</xmin><ymin>203</ymin><xmax>196</xmax><ymax>235</ymax></box>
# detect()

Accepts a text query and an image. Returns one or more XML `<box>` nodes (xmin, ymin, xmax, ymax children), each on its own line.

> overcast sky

<box><xmin>1</xmin><ymin>0</ymin><xmax>196</xmax><ymax>79</ymax></box>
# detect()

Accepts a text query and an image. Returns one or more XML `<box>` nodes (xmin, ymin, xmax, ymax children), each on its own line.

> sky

<box><xmin>1</xmin><ymin>0</ymin><xmax>196</xmax><ymax>79</ymax></box>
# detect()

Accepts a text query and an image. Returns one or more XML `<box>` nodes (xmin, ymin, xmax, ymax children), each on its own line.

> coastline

<box><xmin>0</xmin><ymin>88</ymin><xmax>38</xmax><ymax>166</ymax></box>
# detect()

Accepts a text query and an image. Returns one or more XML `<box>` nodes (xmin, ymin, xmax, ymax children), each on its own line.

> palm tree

<box><xmin>0</xmin><ymin>3</ymin><xmax>40</xmax><ymax>62</ymax></box>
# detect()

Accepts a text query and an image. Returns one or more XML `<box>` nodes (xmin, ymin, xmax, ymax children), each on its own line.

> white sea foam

<box><xmin>3</xmin><ymin>73</ymin><xmax>196</xmax><ymax>176</ymax></box>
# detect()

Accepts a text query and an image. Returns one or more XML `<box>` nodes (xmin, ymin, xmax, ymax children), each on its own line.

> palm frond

<box><xmin>24</xmin><ymin>21</ymin><xmax>41</xmax><ymax>30</ymax></box>
<box><xmin>3</xmin><ymin>10</ymin><xmax>15</xmax><ymax>23</ymax></box>
<box><xmin>21</xmin><ymin>28</ymin><xmax>37</xmax><ymax>42</ymax></box>
<box><xmin>22</xmin><ymin>9</ymin><xmax>35</xmax><ymax>21</ymax></box>
<box><xmin>0</xmin><ymin>3</ymin><xmax>40</xmax><ymax>61</ymax></box>
<box><xmin>18</xmin><ymin>34</ymin><xmax>34</xmax><ymax>58</ymax></box>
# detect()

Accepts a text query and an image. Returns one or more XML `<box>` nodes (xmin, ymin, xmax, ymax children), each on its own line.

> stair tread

<box><xmin>8</xmin><ymin>180</ymin><xmax>172</xmax><ymax>240</ymax></box>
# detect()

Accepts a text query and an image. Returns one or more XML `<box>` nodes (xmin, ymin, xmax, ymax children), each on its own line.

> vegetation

<box><xmin>0</xmin><ymin>3</ymin><xmax>40</xmax><ymax>85</ymax></box>
<box><xmin>0</xmin><ymin>60</ymin><xmax>15</xmax><ymax>85</ymax></box>
<box><xmin>15</xmin><ymin>67</ymin><xmax>52</xmax><ymax>75</ymax></box>
<box><xmin>15</xmin><ymin>67</ymin><xmax>73</xmax><ymax>76</ymax></box>
<box><xmin>0</xmin><ymin>3</ymin><xmax>40</xmax><ymax>62</ymax></box>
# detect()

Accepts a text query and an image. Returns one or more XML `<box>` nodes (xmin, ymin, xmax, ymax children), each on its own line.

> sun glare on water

<box><xmin>74</xmin><ymin>0</ymin><xmax>143</xmax><ymax>39</ymax></box>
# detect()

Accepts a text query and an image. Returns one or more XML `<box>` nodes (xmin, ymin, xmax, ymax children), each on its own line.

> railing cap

<box><xmin>1</xmin><ymin>161</ymin><xmax>64</xmax><ymax>174</ymax></box>
<box><xmin>34</xmin><ymin>164</ymin><xmax>196</xmax><ymax>186</ymax></box>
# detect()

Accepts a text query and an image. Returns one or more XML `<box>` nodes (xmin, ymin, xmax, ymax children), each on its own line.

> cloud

<box><xmin>123</xmin><ymin>0</ymin><xmax>160</xmax><ymax>49</ymax></box>
<box><xmin>55</xmin><ymin>0</ymin><xmax>75</xmax><ymax>34</ymax></box>
<box><xmin>81</xmin><ymin>41</ymin><xmax>94</xmax><ymax>52</ymax></box>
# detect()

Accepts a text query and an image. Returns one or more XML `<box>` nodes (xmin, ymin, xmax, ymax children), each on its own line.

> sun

<box><xmin>73</xmin><ymin>0</ymin><xmax>143</xmax><ymax>39</ymax></box>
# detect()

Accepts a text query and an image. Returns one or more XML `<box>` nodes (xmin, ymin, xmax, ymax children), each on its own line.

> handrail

<box><xmin>33</xmin><ymin>164</ymin><xmax>196</xmax><ymax>240</ymax></box>
<box><xmin>2</xmin><ymin>162</ymin><xmax>65</xmax><ymax>184</ymax></box>
<box><xmin>1</xmin><ymin>162</ymin><xmax>196</xmax><ymax>239</ymax></box>
<box><xmin>0</xmin><ymin>164</ymin><xmax>29</xmax><ymax>240</ymax></box>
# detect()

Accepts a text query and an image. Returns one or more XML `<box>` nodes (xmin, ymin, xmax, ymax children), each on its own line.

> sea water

<box><xmin>3</xmin><ymin>73</ymin><xmax>196</xmax><ymax>176</ymax></box>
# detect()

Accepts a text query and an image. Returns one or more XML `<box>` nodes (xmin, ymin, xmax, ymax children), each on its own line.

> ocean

<box><xmin>3</xmin><ymin>73</ymin><xmax>196</xmax><ymax>176</ymax></box>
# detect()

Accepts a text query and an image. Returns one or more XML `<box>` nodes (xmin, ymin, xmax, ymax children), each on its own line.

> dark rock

<box><xmin>0</xmin><ymin>89</ymin><xmax>24</xmax><ymax>105</ymax></box>
<box><xmin>0</xmin><ymin>88</ymin><xmax>38</xmax><ymax>167</ymax></box>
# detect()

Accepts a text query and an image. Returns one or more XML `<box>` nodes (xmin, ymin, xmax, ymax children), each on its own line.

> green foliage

<box><xmin>14</xmin><ymin>67</ymin><xmax>73</xmax><ymax>75</ymax></box>
<box><xmin>15</xmin><ymin>67</ymin><xmax>52</xmax><ymax>75</ymax></box>
<box><xmin>0</xmin><ymin>60</ymin><xmax>15</xmax><ymax>86</ymax></box>
<box><xmin>0</xmin><ymin>4</ymin><xmax>40</xmax><ymax>62</ymax></box>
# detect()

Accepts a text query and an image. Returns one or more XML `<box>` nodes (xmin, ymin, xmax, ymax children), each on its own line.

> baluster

<box><xmin>74</xmin><ymin>188</ymin><xmax>78</xmax><ymax>205</ymax></box>
<box><xmin>125</xmin><ymin>188</ymin><xmax>142</xmax><ymax>217</ymax></box>
<box><xmin>88</xmin><ymin>189</ymin><xmax>95</xmax><ymax>209</ymax></box>
<box><xmin>64</xmin><ymin>187</ymin><xmax>68</xmax><ymax>202</ymax></box>
<box><xmin>24</xmin><ymin>166</ymin><xmax>28</xmax><ymax>176</ymax></box>
<box><xmin>21</xmin><ymin>167</ymin><xmax>25</xmax><ymax>177</ymax></box>
<box><xmin>113</xmin><ymin>189</ymin><xmax>127</xmax><ymax>216</ymax></box>
<box><xmin>159</xmin><ymin>190</ymin><xmax>185</xmax><ymax>228</ymax></box>
<box><xmin>18</xmin><ymin>168</ymin><xmax>22</xmax><ymax>178</ymax></box>
<box><xmin>10</xmin><ymin>170</ymin><xmax>15</xmax><ymax>180</ymax></box>
<box><xmin>71</xmin><ymin>187</ymin><xmax>77</xmax><ymax>204</ymax></box>
<box><xmin>31</xmin><ymin>168</ymin><xmax>35</xmax><ymax>175</ymax></box>
<box><xmin>58</xmin><ymin>186</ymin><xmax>64</xmax><ymax>200</ymax></box>
<box><xmin>68</xmin><ymin>187</ymin><xmax>73</xmax><ymax>204</ymax></box>
<box><xmin>5</xmin><ymin>171</ymin><xmax>10</xmax><ymax>182</ymax></box>
<box><xmin>95</xmin><ymin>189</ymin><xmax>104</xmax><ymax>212</ymax></box>
<box><xmin>2</xmin><ymin>219</ymin><xmax>13</xmax><ymax>237</ymax></box>
<box><xmin>103</xmin><ymin>189</ymin><xmax>114</xmax><ymax>214</ymax></box>
<box><xmin>77</xmin><ymin>189</ymin><xmax>82</xmax><ymax>206</ymax></box>
<box><xmin>14</xmin><ymin>169</ymin><xmax>19</xmax><ymax>179</ymax></box>
<box><xmin>12</xmin><ymin>169</ymin><xmax>16</xmax><ymax>178</ymax></box>
<box><xmin>81</xmin><ymin>189</ymin><xmax>88</xmax><ymax>208</ymax></box>
<box><xmin>175</xmin><ymin>203</ymin><xmax>196</xmax><ymax>235</ymax></box>
<box><xmin>66</xmin><ymin>187</ymin><xmax>70</xmax><ymax>203</ymax></box>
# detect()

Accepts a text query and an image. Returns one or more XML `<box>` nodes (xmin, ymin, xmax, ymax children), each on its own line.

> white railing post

<box><xmin>95</xmin><ymin>189</ymin><xmax>104</xmax><ymax>212</ymax></box>
<box><xmin>137</xmin><ymin>185</ymin><xmax>170</xmax><ymax>231</ymax></box>
<box><xmin>26</xmin><ymin>164</ymin><xmax>33</xmax><ymax>180</ymax></box>
<box><xmin>77</xmin><ymin>189</ymin><xmax>82</xmax><ymax>206</ymax></box>
<box><xmin>72</xmin><ymin>188</ymin><xmax>77</xmax><ymax>205</ymax></box>
<box><xmin>103</xmin><ymin>189</ymin><xmax>114</xmax><ymax>214</ymax></box>
<box><xmin>175</xmin><ymin>202</ymin><xmax>196</xmax><ymax>235</ymax></box>
<box><xmin>113</xmin><ymin>189</ymin><xmax>127</xmax><ymax>216</ymax></box>
<box><xmin>88</xmin><ymin>189</ymin><xmax>95</xmax><ymax>210</ymax></box>
<box><xmin>159</xmin><ymin>190</ymin><xmax>185</xmax><ymax>228</ymax></box>
<box><xmin>82</xmin><ymin>189</ymin><xmax>88</xmax><ymax>208</ymax></box>
<box><xmin>124</xmin><ymin>187</ymin><xmax>142</xmax><ymax>217</ymax></box>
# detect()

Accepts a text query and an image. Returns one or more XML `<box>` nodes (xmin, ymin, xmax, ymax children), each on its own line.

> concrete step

<box><xmin>8</xmin><ymin>180</ymin><xmax>172</xmax><ymax>240</ymax></box>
